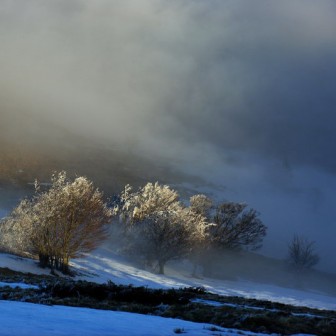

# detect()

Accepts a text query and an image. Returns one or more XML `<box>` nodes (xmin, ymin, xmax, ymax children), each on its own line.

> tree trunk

<box><xmin>38</xmin><ymin>253</ymin><xmax>49</xmax><ymax>268</ymax></box>
<box><xmin>60</xmin><ymin>256</ymin><xmax>70</xmax><ymax>274</ymax></box>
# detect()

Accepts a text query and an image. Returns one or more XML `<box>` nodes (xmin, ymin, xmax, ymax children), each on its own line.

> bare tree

<box><xmin>4</xmin><ymin>172</ymin><xmax>113</xmax><ymax>273</ymax></box>
<box><xmin>119</xmin><ymin>182</ymin><xmax>208</xmax><ymax>274</ymax></box>
<box><xmin>288</xmin><ymin>235</ymin><xmax>319</xmax><ymax>270</ymax></box>
<box><xmin>190</xmin><ymin>198</ymin><xmax>266</xmax><ymax>251</ymax></box>
<box><xmin>190</xmin><ymin>199</ymin><xmax>267</xmax><ymax>276</ymax></box>
<box><xmin>210</xmin><ymin>202</ymin><xmax>266</xmax><ymax>251</ymax></box>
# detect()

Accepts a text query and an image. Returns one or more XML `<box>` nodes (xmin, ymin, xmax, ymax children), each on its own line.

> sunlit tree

<box><xmin>3</xmin><ymin>172</ymin><xmax>113</xmax><ymax>273</ymax></box>
<box><xmin>190</xmin><ymin>194</ymin><xmax>213</xmax><ymax>218</ymax></box>
<box><xmin>119</xmin><ymin>182</ymin><xmax>208</xmax><ymax>274</ymax></box>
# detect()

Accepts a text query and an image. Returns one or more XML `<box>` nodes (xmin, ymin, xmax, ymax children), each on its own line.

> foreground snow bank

<box><xmin>0</xmin><ymin>300</ymin><xmax>272</xmax><ymax>336</ymax></box>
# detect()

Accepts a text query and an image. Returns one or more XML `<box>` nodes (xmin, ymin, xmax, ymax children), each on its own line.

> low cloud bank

<box><xmin>1</xmin><ymin>0</ymin><xmax>336</xmax><ymax>272</ymax></box>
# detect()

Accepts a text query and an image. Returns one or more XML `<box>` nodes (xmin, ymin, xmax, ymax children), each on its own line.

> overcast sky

<box><xmin>1</xmin><ymin>0</ymin><xmax>336</xmax><ymax>271</ymax></box>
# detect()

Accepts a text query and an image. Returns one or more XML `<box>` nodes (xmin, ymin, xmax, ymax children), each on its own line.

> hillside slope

<box><xmin>0</xmin><ymin>247</ymin><xmax>335</xmax><ymax>312</ymax></box>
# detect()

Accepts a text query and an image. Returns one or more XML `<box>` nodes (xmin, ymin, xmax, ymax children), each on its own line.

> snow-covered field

<box><xmin>0</xmin><ymin>246</ymin><xmax>334</xmax><ymax>335</ymax></box>
<box><xmin>1</xmin><ymin>246</ymin><xmax>335</xmax><ymax>311</ymax></box>
<box><xmin>73</xmin><ymin>247</ymin><xmax>336</xmax><ymax>311</ymax></box>
<box><xmin>0</xmin><ymin>300</ymin><xmax>278</xmax><ymax>336</ymax></box>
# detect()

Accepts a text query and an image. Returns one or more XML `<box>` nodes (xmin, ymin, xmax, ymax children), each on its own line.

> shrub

<box><xmin>118</xmin><ymin>183</ymin><xmax>208</xmax><ymax>274</ymax></box>
<box><xmin>288</xmin><ymin>235</ymin><xmax>319</xmax><ymax>270</ymax></box>
<box><xmin>3</xmin><ymin>172</ymin><xmax>113</xmax><ymax>272</ymax></box>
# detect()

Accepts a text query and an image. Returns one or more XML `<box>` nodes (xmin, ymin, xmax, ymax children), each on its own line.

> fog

<box><xmin>1</xmin><ymin>1</ymin><xmax>336</xmax><ymax>273</ymax></box>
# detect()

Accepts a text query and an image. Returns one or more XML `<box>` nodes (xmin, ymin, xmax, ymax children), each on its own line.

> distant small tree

<box><xmin>4</xmin><ymin>172</ymin><xmax>113</xmax><ymax>273</ymax></box>
<box><xmin>119</xmin><ymin>183</ymin><xmax>208</xmax><ymax>274</ymax></box>
<box><xmin>288</xmin><ymin>235</ymin><xmax>319</xmax><ymax>271</ymax></box>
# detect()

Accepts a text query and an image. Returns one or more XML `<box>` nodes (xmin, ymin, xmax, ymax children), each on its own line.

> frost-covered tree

<box><xmin>3</xmin><ymin>172</ymin><xmax>113</xmax><ymax>273</ymax></box>
<box><xmin>119</xmin><ymin>182</ymin><xmax>208</xmax><ymax>274</ymax></box>
<box><xmin>0</xmin><ymin>202</ymin><xmax>33</xmax><ymax>256</ymax></box>
<box><xmin>189</xmin><ymin>194</ymin><xmax>214</xmax><ymax>275</ymax></box>
<box><xmin>190</xmin><ymin>194</ymin><xmax>213</xmax><ymax>218</ymax></box>
<box><xmin>288</xmin><ymin>235</ymin><xmax>319</xmax><ymax>270</ymax></box>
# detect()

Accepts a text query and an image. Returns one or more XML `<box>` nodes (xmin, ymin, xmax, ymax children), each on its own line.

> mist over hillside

<box><xmin>0</xmin><ymin>110</ymin><xmax>200</xmax><ymax>194</ymax></box>
<box><xmin>1</xmin><ymin>0</ymin><xmax>336</xmax><ymax>273</ymax></box>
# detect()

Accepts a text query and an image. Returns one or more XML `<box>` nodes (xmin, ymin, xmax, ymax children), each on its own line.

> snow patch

<box><xmin>0</xmin><ymin>282</ymin><xmax>38</xmax><ymax>289</ymax></box>
<box><xmin>0</xmin><ymin>301</ymin><xmax>273</xmax><ymax>336</ymax></box>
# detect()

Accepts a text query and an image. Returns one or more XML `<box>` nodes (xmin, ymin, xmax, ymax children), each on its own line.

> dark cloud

<box><xmin>1</xmin><ymin>0</ymin><xmax>336</xmax><ymax>170</ymax></box>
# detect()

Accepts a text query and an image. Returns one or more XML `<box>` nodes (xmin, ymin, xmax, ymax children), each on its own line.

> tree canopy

<box><xmin>3</xmin><ymin>172</ymin><xmax>113</xmax><ymax>273</ymax></box>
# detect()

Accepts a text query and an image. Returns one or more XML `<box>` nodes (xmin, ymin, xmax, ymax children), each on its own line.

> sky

<box><xmin>1</xmin><ymin>1</ymin><xmax>336</xmax><ymax>271</ymax></box>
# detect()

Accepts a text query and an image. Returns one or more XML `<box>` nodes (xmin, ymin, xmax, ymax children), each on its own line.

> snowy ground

<box><xmin>72</xmin><ymin>246</ymin><xmax>336</xmax><ymax>311</ymax></box>
<box><xmin>0</xmin><ymin>300</ymin><xmax>279</xmax><ymax>336</ymax></box>
<box><xmin>0</xmin><ymin>247</ymin><xmax>334</xmax><ymax>335</ymax></box>
<box><xmin>0</xmin><ymin>281</ymin><xmax>38</xmax><ymax>289</ymax></box>
<box><xmin>0</xmin><ymin>247</ymin><xmax>335</xmax><ymax>312</ymax></box>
